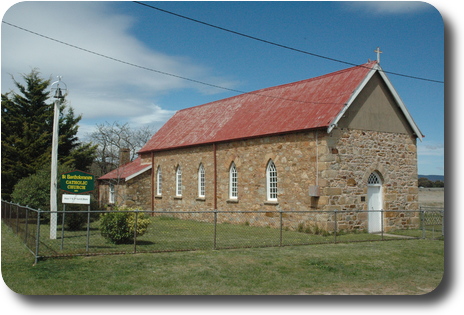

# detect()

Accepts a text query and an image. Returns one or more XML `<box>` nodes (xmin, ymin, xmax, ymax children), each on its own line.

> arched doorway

<box><xmin>367</xmin><ymin>171</ymin><xmax>383</xmax><ymax>233</ymax></box>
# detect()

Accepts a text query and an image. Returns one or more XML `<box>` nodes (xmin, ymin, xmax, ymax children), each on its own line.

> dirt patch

<box><xmin>419</xmin><ymin>188</ymin><xmax>444</xmax><ymax>208</ymax></box>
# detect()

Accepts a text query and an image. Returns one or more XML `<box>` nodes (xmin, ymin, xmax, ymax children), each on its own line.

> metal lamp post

<box><xmin>50</xmin><ymin>77</ymin><xmax>67</xmax><ymax>239</ymax></box>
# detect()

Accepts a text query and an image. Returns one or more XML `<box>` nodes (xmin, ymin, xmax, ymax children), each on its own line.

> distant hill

<box><xmin>419</xmin><ymin>175</ymin><xmax>444</xmax><ymax>182</ymax></box>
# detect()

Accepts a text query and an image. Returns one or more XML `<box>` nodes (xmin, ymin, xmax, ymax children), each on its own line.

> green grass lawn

<box><xmin>24</xmin><ymin>214</ymin><xmax>430</xmax><ymax>258</ymax></box>
<box><xmin>2</xmin><ymin>220</ymin><xmax>444</xmax><ymax>295</ymax></box>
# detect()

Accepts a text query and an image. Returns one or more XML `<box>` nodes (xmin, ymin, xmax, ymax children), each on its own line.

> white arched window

<box><xmin>176</xmin><ymin>165</ymin><xmax>182</xmax><ymax>197</ymax></box>
<box><xmin>229</xmin><ymin>162</ymin><xmax>238</xmax><ymax>200</ymax></box>
<box><xmin>198</xmin><ymin>163</ymin><xmax>205</xmax><ymax>198</ymax></box>
<box><xmin>109</xmin><ymin>183</ymin><xmax>115</xmax><ymax>204</ymax></box>
<box><xmin>156</xmin><ymin>166</ymin><xmax>162</xmax><ymax>196</ymax></box>
<box><xmin>266</xmin><ymin>160</ymin><xmax>277</xmax><ymax>201</ymax></box>
<box><xmin>367</xmin><ymin>172</ymin><xmax>382</xmax><ymax>186</ymax></box>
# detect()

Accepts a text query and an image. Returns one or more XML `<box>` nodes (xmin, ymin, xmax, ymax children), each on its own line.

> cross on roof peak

<box><xmin>374</xmin><ymin>47</ymin><xmax>383</xmax><ymax>63</ymax></box>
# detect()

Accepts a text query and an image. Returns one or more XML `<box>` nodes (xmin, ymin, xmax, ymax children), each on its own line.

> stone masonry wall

<box><xmin>98</xmin><ymin>181</ymin><xmax>125</xmax><ymax>209</ymax></box>
<box><xmin>148</xmin><ymin>128</ymin><xmax>419</xmax><ymax>232</ymax></box>
<box><xmin>124</xmin><ymin>170</ymin><xmax>152</xmax><ymax>209</ymax></box>
<box><xmin>320</xmin><ymin>128</ymin><xmax>419</xmax><ymax>232</ymax></box>
<box><xmin>98</xmin><ymin>169</ymin><xmax>152</xmax><ymax>210</ymax></box>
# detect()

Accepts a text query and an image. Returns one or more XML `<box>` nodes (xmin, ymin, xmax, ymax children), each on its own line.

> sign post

<box><xmin>60</xmin><ymin>170</ymin><xmax>95</xmax><ymax>248</ymax></box>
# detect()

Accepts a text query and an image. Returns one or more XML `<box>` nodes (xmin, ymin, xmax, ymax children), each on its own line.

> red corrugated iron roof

<box><xmin>98</xmin><ymin>157</ymin><xmax>151</xmax><ymax>180</ymax></box>
<box><xmin>139</xmin><ymin>61</ymin><xmax>377</xmax><ymax>153</ymax></box>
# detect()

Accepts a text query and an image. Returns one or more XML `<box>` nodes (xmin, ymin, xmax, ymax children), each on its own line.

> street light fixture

<box><xmin>49</xmin><ymin>77</ymin><xmax>67</xmax><ymax>239</ymax></box>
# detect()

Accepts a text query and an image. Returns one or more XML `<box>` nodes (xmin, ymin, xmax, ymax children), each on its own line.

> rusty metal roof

<box><xmin>98</xmin><ymin>157</ymin><xmax>151</xmax><ymax>181</ymax></box>
<box><xmin>139</xmin><ymin>61</ymin><xmax>378</xmax><ymax>153</ymax></box>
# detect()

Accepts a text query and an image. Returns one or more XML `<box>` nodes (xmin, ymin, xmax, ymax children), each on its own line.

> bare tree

<box><xmin>88</xmin><ymin>121</ymin><xmax>155</xmax><ymax>176</ymax></box>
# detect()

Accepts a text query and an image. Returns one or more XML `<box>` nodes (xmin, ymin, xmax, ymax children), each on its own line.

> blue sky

<box><xmin>2</xmin><ymin>1</ymin><xmax>444</xmax><ymax>175</ymax></box>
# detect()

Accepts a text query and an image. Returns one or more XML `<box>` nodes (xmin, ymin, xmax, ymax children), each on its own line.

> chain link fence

<box><xmin>2</xmin><ymin>200</ymin><xmax>444</xmax><ymax>263</ymax></box>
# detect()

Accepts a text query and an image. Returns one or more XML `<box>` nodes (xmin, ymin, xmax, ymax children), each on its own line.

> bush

<box><xmin>11</xmin><ymin>167</ymin><xmax>52</xmax><ymax>211</ymax></box>
<box><xmin>11</xmin><ymin>164</ymin><xmax>74</xmax><ymax>211</ymax></box>
<box><xmin>65</xmin><ymin>211</ymin><xmax>87</xmax><ymax>231</ymax></box>
<box><xmin>99</xmin><ymin>207</ymin><xmax>150</xmax><ymax>244</ymax></box>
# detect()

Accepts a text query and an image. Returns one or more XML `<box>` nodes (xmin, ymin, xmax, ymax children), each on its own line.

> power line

<box><xmin>2</xmin><ymin>20</ymin><xmax>344</xmax><ymax>105</ymax></box>
<box><xmin>133</xmin><ymin>1</ymin><xmax>444</xmax><ymax>84</ymax></box>
<box><xmin>2</xmin><ymin>21</ymin><xmax>242</xmax><ymax>92</ymax></box>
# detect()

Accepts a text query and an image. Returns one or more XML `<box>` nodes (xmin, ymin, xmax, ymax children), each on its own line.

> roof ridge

<box><xmin>246</xmin><ymin>61</ymin><xmax>378</xmax><ymax>103</ymax></box>
<box><xmin>138</xmin><ymin>61</ymin><xmax>381</xmax><ymax>153</ymax></box>
<box><xmin>277</xmin><ymin>61</ymin><xmax>377</xmax><ymax>87</ymax></box>
<box><xmin>176</xmin><ymin>61</ymin><xmax>377</xmax><ymax>112</ymax></box>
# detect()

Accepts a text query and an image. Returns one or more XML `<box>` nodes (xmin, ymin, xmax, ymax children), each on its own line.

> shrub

<box><xmin>65</xmin><ymin>211</ymin><xmax>87</xmax><ymax>231</ymax></box>
<box><xmin>99</xmin><ymin>207</ymin><xmax>150</xmax><ymax>244</ymax></box>
<box><xmin>11</xmin><ymin>167</ymin><xmax>50</xmax><ymax>211</ymax></box>
<box><xmin>11</xmin><ymin>164</ymin><xmax>74</xmax><ymax>211</ymax></box>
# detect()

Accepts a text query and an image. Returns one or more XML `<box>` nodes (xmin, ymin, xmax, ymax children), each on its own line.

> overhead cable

<box><xmin>2</xmin><ymin>20</ymin><xmax>345</xmax><ymax>105</ymax></box>
<box><xmin>133</xmin><ymin>1</ymin><xmax>444</xmax><ymax>84</ymax></box>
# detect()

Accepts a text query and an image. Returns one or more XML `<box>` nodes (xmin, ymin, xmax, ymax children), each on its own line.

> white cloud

<box><xmin>129</xmin><ymin>104</ymin><xmax>176</xmax><ymax>126</ymax></box>
<box><xmin>77</xmin><ymin>102</ymin><xmax>175</xmax><ymax>140</ymax></box>
<box><xmin>1</xmin><ymin>1</ymin><xmax>235</xmax><ymax>129</ymax></box>
<box><xmin>418</xmin><ymin>142</ymin><xmax>444</xmax><ymax>156</ymax></box>
<box><xmin>417</xmin><ymin>140</ymin><xmax>444</xmax><ymax>175</ymax></box>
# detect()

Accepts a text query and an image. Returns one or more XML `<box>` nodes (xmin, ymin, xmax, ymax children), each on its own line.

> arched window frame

<box><xmin>156</xmin><ymin>166</ymin><xmax>162</xmax><ymax>196</ymax></box>
<box><xmin>198</xmin><ymin>163</ymin><xmax>205</xmax><ymax>198</ymax></box>
<box><xmin>266</xmin><ymin>160</ymin><xmax>278</xmax><ymax>201</ymax></box>
<box><xmin>229</xmin><ymin>162</ymin><xmax>238</xmax><ymax>200</ymax></box>
<box><xmin>367</xmin><ymin>171</ymin><xmax>382</xmax><ymax>186</ymax></box>
<box><xmin>176</xmin><ymin>165</ymin><xmax>182</xmax><ymax>197</ymax></box>
<box><xmin>109</xmin><ymin>183</ymin><xmax>115</xmax><ymax>204</ymax></box>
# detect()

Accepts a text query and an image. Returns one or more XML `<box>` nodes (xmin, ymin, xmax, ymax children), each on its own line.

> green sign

<box><xmin>60</xmin><ymin>170</ymin><xmax>95</xmax><ymax>194</ymax></box>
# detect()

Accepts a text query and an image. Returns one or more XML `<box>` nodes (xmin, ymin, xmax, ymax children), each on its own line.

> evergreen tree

<box><xmin>1</xmin><ymin>69</ymin><xmax>96</xmax><ymax>200</ymax></box>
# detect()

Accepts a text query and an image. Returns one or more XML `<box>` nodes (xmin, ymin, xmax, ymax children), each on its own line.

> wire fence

<box><xmin>1</xmin><ymin>200</ymin><xmax>444</xmax><ymax>264</ymax></box>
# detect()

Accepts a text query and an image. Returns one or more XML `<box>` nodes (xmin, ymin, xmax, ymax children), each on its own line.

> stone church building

<box><xmin>98</xmin><ymin>61</ymin><xmax>423</xmax><ymax>233</ymax></box>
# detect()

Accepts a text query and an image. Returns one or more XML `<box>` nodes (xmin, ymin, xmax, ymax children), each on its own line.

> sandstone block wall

<box><xmin>321</xmin><ymin>128</ymin><xmax>419</xmax><ymax>231</ymax></box>
<box><xmin>141</xmin><ymin>128</ymin><xmax>419</xmax><ymax>232</ymax></box>
<box><xmin>98</xmin><ymin>169</ymin><xmax>152</xmax><ymax>210</ymax></box>
<box><xmin>99</xmin><ymin>181</ymin><xmax>125</xmax><ymax>209</ymax></box>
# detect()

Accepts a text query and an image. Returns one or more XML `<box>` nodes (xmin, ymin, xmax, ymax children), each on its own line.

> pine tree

<box><xmin>1</xmin><ymin>69</ymin><xmax>96</xmax><ymax>200</ymax></box>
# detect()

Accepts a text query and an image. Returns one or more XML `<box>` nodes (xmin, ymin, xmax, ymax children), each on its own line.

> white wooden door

<box><xmin>367</xmin><ymin>172</ymin><xmax>383</xmax><ymax>233</ymax></box>
<box><xmin>368</xmin><ymin>186</ymin><xmax>382</xmax><ymax>233</ymax></box>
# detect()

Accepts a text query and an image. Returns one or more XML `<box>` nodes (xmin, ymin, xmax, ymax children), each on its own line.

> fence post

<box><xmin>61</xmin><ymin>204</ymin><xmax>66</xmax><ymax>250</ymax></box>
<box><xmin>16</xmin><ymin>205</ymin><xmax>20</xmax><ymax>234</ymax></box>
<box><xmin>11</xmin><ymin>202</ymin><xmax>15</xmax><ymax>225</ymax></box>
<box><xmin>381</xmin><ymin>209</ymin><xmax>384</xmax><ymax>241</ymax></box>
<box><xmin>441</xmin><ymin>210</ymin><xmax>444</xmax><ymax>237</ymax></box>
<box><xmin>334</xmin><ymin>210</ymin><xmax>337</xmax><ymax>244</ymax></box>
<box><xmin>11</xmin><ymin>203</ymin><xmax>15</xmax><ymax>230</ymax></box>
<box><xmin>213</xmin><ymin>209</ymin><xmax>217</xmax><ymax>250</ymax></box>
<box><xmin>133</xmin><ymin>209</ymin><xmax>139</xmax><ymax>254</ymax></box>
<box><xmin>86</xmin><ymin>206</ymin><xmax>91</xmax><ymax>252</ymax></box>
<box><xmin>279</xmin><ymin>210</ymin><xmax>283</xmax><ymax>247</ymax></box>
<box><xmin>8</xmin><ymin>202</ymin><xmax>12</xmax><ymax>223</ymax></box>
<box><xmin>420</xmin><ymin>207</ymin><xmax>426</xmax><ymax>239</ymax></box>
<box><xmin>34</xmin><ymin>209</ymin><xmax>41</xmax><ymax>265</ymax></box>
<box><xmin>25</xmin><ymin>206</ymin><xmax>29</xmax><ymax>245</ymax></box>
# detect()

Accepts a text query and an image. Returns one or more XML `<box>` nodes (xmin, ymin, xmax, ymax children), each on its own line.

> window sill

<box><xmin>196</xmin><ymin>197</ymin><xmax>206</xmax><ymax>201</ymax></box>
<box><xmin>154</xmin><ymin>195</ymin><xmax>162</xmax><ymax>199</ymax></box>
<box><xmin>227</xmin><ymin>199</ymin><xmax>239</xmax><ymax>204</ymax></box>
<box><xmin>264</xmin><ymin>201</ymin><xmax>279</xmax><ymax>205</ymax></box>
<box><xmin>174</xmin><ymin>196</ymin><xmax>182</xmax><ymax>200</ymax></box>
